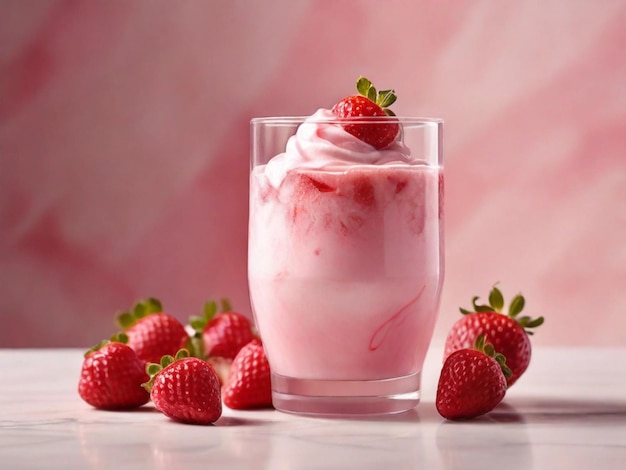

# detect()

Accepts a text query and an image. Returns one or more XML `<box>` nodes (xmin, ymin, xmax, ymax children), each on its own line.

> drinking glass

<box><xmin>249</xmin><ymin>116</ymin><xmax>443</xmax><ymax>415</ymax></box>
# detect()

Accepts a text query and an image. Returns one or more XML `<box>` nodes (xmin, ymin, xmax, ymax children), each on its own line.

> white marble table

<box><xmin>1</xmin><ymin>347</ymin><xmax>625</xmax><ymax>469</ymax></box>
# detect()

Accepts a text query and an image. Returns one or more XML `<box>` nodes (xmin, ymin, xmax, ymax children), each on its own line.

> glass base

<box><xmin>271</xmin><ymin>371</ymin><xmax>421</xmax><ymax>416</ymax></box>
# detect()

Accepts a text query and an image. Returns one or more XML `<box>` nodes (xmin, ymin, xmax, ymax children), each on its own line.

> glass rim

<box><xmin>251</xmin><ymin>116</ymin><xmax>443</xmax><ymax>125</ymax></box>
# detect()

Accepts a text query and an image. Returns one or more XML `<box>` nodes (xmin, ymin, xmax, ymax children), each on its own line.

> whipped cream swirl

<box><xmin>264</xmin><ymin>108</ymin><xmax>411</xmax><ymax>187</ymax></box>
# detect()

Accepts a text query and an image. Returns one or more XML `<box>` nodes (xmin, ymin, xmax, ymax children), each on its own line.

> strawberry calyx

<box><xmin>84</xmin><ymin>332</ymin><xmax>129</xmax><ymax>358</ymax></box>
<box><xmin>189</xmin><ymin>298</ymin><xmax>233</xmax><ymax>334</ymax></box>
<box><xmin>116</xmin><ymin>298</ymin><xmax>163</xmax><ymax>331</ymax></box>
<box><xmin>142</xmin><ymin>348</ymin><xmax>190</xmax><ymax>393</ymax></box>
<box><xmin>355</xmin><ymin>76</ymin><xmax>397</xmax><ymax>116</ymax></box>
<box><xmin>459</xmin><ymin>285</ymin><xmax>544</xmax><ymax>335</ymax></box>
<box><xmin>187</xmin><ymin>298</ymin><xmax>232</xmax><ymax>358</ymax></box>
<box><xmin>474</xmin><ymin>334</ymin><xmax>512</xmax><ymax>379</ymax></box>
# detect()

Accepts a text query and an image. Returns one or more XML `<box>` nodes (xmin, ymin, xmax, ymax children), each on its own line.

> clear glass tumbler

<box><xmin>248</xmin><ymin>115</ymin><xmax>444</xmax><ymax>415</ymax></box>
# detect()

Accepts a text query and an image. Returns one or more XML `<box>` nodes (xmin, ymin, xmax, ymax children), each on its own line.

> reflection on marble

<box><xmin>1</xmin><ymin>348</ymin><xmax>625</xmax><ymax>469</ymax></box>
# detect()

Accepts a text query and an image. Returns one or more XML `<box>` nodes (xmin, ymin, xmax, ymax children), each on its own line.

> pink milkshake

<box><xmin>249</xmin><ymin>91</ymin><xmax>443</xmax><ymax>415</ymax></box>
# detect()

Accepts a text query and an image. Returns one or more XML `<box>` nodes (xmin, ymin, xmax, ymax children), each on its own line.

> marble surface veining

<box><xmin>1</xmin><ymin>347</ymin><xmax>625</xmax><ymax>469</ymax></box>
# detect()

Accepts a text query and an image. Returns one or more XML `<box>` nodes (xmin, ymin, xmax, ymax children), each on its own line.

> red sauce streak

<box><xmin>368</xmin><ymin>285</ymin><xmax>426</xmax><ymax>351</ymax></box>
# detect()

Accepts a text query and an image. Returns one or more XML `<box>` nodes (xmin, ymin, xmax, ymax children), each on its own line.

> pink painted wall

<box><xmin>1</xmin><ymin>0</ymin><xmax>625</xmax><ymax>348</ymax></box>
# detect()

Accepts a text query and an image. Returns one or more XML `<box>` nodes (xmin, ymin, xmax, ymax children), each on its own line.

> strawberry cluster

<box><xmin>78</xmin><ymin>298</ymin><xmax>272</xmax><ymax>425</ymax></box>
<box><xmin>436</xmin><ymin>285</ymin><xmax>544</xmax><ymax>420</ymax></box>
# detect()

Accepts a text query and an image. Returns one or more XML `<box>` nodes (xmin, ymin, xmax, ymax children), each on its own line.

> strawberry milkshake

<box><xmin>249</xmin><ymin>78</ymin><xmax>443</xmax><ymax>415</ymax></box>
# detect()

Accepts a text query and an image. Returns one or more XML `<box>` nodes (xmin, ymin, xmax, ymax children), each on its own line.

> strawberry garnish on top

<box><xmin>436</xmin><ymin>334</ymin><xmax>511</xmax><ymax>420</ymax></box>
<box><xmin>331</xmin><ymin>76</ymin><xmax>400</xmax><ymax>149</ymax></box>
<box><xmin>444</xmin><ymin>286</ymin><xmax>544</xmax><ymax>387</ymax></box>
<box><xmin>188</xmin><ymin>298</ymin><xmax>256</xmax><ymax>360</ymax></box>
<box><xmin>116</xmin><ymin>298</ymin><xmax>189</xmax><ymax>365</ymax></box>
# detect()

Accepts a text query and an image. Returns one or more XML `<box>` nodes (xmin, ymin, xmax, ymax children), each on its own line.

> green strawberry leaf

<box><xmin>189</xmin><ymin>315</ymin><xmax>206</xmax><ymax>333</ymax></box>
<box><xmin>146</xmin><ymin>363</ymin><xmax>162</xmax><ymax>376</ymax></box>
<box><xmin>142</xmin><ymin>362</ymin><xmax>163</xmax><ymax>392</ymax></box>
<box><xmin>143</xmin><ymin>349</ymin><xmax>190</xmax><ymax>392</ymax></box>
<box><xmin>133</xmin><ymin>298</ymin><xmax>160</xmax><ymax>319</ymax></box>
<box><xmin>367</xmin><ymin>85</ymin><xmax>377</xmax><ymax>102</ymax></box>
<box><xmin>174</xmin><ymin>349</ymin><xmax>189</xmax><ymax>360</ymax></box>
<box><xmin>204</xmin><ymin>300</ymin><xmax>218</xmax><ymax>320</ymax></box>
<box><xmin>188</xmin><ymin>298</ymin><xmax>235</xmax><ymax>356</ymax></box>
<box><xmin>133</xmin><ymin>303</ymin><xmax>147</xmax><ymax>319</ymax></box>
<box><xmin>143</xmin><ymin>298</ymin><xmax>162</xmax><ymax>314</ymax></box>
<box><xmin>461</xmin><ymin>286</ymin><xmax>543</xmax><ymax>336</ymax></box>
<box><xmin>494</xmin><ymin>353</ymin><xmax>513</xmax><ymax>379</ymax></box>
<box><xmin>473</xmin><ymin>334</ymin><xmax>512</xmax><ymax>379</ymax></box>
<box><xmin>84</xmin><ymin>332</ymin><xmax>130</xmax><ymax>357</ymax></box>
<box><xmin>355</xmin><ymin>76</ymin><xmax>397</xmax><ymax>110</ymax></box>
<box><xmin>356</xmin><ymin>76</ymin><xmax>372</xmax><ymax>96</ymax></box>
<box><xmin>377</xmin><ymin>89</ymin><xmax>397</xmax><ymax>108</ymax></box>
<box><xmin>508</xmin><ymin>294</ymin><xmax>525</xmax><ymax>318</ymax></box>
<box><xmin>186</xmin><ymin>335</ymin><xmax>204</xmax><ymax>359</ymax></box>
<box><xmin>84</xmin><ymin>339</ymin><xmax>109</xmax><ymax>357</ymax></box>
<box><xmin>488</xmin><ymin>286</ymin><xmax>504</xmax><ymax>312</ymax></box>
<box><xmin>475</xmin><ymin>333</ymin><xmax>486</xmax><ymax>351</ymax></box>
<box><xmin>517</xmin><ymin>314</ymin><xmax>544</xmax><ymax>334</ymax></box>
<box><xmin>525</xmin><ymin>316</ymin><xmax>545</xmax><ymax>328</ymax></box>
<box><xmin>471</xmin><ymin>296</ymin><xmax>495</xmax><ymax>312</ymax></box>
<box><xmin>160</xmin><ymin>354</ymin><xmax>175</xmax><ymax>368</ymax></box>
<box><xmin>110</xmin><ymin>332</ymin><xmax>128</xmax><ymax>344</ymax></box>
<box><xmin>116</xmin><ymin>298</ymin><xmax>164</xmax><ymax>330</ymax></box>
<box><xmin>116</xmin><ymin>311</ymin><xmax>135</xmax><ymax>330</ymax></box>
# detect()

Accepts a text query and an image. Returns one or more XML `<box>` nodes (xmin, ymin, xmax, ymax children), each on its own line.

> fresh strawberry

<box><xmin>444</xmin><ymin>285</ymin><xmax>543</xmax><ymax>387</ymax></box>
<box><xmin>189</xmin><ymin>298</ymin><xmax>255</xmax><ymax>360</ymax></box>
<box><xmin>78</xmin><ymin>334</ymin><xmax>150</xmax><ymax>410</ymax></box>
<box><xmin>436</xmin><ymin>335</ymin><xmax>511</xmax><ymax>420</ymax></box>
<box><xmin>116</xmin><ymin>298</ymin><xmax>189</xmax><ymax>364</ymax></box>
<box><xmin>222</xmin><ymin>339</ymin><xmax>272</xmax><ymax>410</ymax></box>
<box><xmin>144</xmin><ymin>349</ymin><xmax>222</xmax><ymax>425</ymax></box>
<box><xmin>331</xmin><ymin>76</ymin><xmax>400</xmax><ymax>149</ymax></box>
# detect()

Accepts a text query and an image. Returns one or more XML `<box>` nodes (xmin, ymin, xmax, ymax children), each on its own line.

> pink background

<box><xmin>1</xmin><ymin>0</ymin><xmax>625</xmax><ymax>348</ymax></box>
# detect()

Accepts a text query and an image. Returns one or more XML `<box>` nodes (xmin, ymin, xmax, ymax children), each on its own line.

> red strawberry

<box><xmin>331</xmin><ymin>76</ymin><xmax>400</xmax><ymax>149</ymax></box>
<box><xmin>78</xmin><ymin>335</ymin><xmax>150</xmax><ymax>410</ymax></box>
<box><xmin>222</xmin><ymin>339</ymin><xmax>273</xmax><ymax>410</ymax></box>
<box><xmin>444</xmin><ymin>286</ymin><xmax>544</xmax><ymax>387</ymax></box>
<box><xmin>189</xmin><ymin>298</ymin><xmax>255</xmax><ymax>360</ymax></box>
<box><xmin>116</xmin><ymin>298</ymin><xmax>189</xmax><ymax>364</ymax></box>
<box><xmin>144</xmin><ymin>349</ymin><xmax>222</xmax><ymax>425</ymax></box>
<box><xmin>436</xmin><ymin>335</ymin><xmax>511</xmax><ymax>420</ymax></box>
